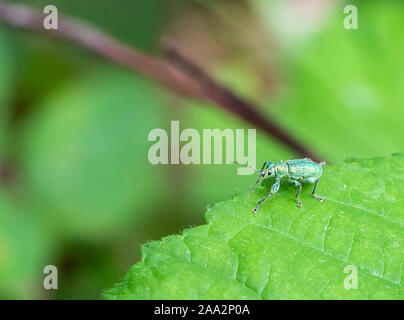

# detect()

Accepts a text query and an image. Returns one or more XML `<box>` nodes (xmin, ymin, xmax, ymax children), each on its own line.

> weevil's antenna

<box><xmin>229</xmin><ymin>161</ymin><xmax>261</xmax><ymax>172</ymax></box>
<box><xmin>230</xmin><ymin>161</ymin><xmax>267</xmax><ymax>198</ymax></box>
<box><xmin>248</xmin><ymin>176</ymin><xmax>263</xmax><ymax>198</ymax></box>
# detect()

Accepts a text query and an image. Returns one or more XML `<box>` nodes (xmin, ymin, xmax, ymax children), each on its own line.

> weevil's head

<box><xmin>261</xmin><ymin>161</ymin><xmax>275</xmax><ymax>179</ymax></box>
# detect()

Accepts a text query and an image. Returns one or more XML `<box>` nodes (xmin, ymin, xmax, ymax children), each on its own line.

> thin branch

<box><xmin>164</xmin><ymin>43</ymin><xmax>320</xmax><ymax>161</ymax></box>
<box><xmin>0</xmin><ymin>1</ymin><xmax>321</xmax><ymax>161</ymax></box>
<box><xmin>0</xmin><ymin>1</ymin><xmax>204</xmax><ymax>98</ymax></box>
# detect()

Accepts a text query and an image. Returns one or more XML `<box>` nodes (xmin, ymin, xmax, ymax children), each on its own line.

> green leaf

<box><xmin>105</xmin><ymin>154</ymin><xmax>404</xmax><ymax>299</ymax></box>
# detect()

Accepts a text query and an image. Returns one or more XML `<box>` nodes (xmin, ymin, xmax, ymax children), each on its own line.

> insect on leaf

<box><xmin>105</xmin><ymin>154</ymin><xmax>404</xmax><ymax>299</ymax></box>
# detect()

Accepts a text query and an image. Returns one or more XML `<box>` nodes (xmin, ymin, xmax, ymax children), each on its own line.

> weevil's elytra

<box><xmin>233</xmin><ymin>158</ymin><xmax>326</xmax><ymax>213</ymax></box>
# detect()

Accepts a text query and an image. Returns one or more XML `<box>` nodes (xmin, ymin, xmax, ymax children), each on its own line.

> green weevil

<box><xmin>234</xmin><ymin>158</ymin><xmax>326</xmax><ymax>213</ymax></box>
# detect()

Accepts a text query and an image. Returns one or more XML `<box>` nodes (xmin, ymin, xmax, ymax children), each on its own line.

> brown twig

<box><xmin>164</xmin><ymin>44</ymin><xmax>320</xmax><ymax>161</ymax></box>
<box><xmin>0</xmin><ymin>1</ymin><xmax>321</xmax><ymax>161</ymax></box>
<box><xmin>0</xmin><ymin>1</ymin><xmax>205</xmax><ymax>98</ymax></box>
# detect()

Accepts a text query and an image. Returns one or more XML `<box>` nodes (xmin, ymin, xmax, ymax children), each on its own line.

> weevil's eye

<box><xmin>267</xmin><ymin>171</ymin><xmax>272</xmax><ymax>176</ymax></box>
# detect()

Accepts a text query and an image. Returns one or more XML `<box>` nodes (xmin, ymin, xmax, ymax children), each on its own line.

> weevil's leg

<box><xmin>289</xmin><ymin>179</ymin><xmax>303</xmax><ymax>207</ymax></box>
<box><xmin>252</xmin><ymin>179</ymin><xmax>280</xmax><ymax>213</ymax></box>
<box><xmin>248</xmin><ymin>161</ymin><xmax>268</xmax><ymax>198</ymax></box>
<box><xmin>248</xmin><ymin>176</ymin><xmax>262</xmax><ymax>198</ymax></box>
<box><xmin>312</xmin><ymin>178</ymin><xmax>324</xmax><ymax>202</ymax></box>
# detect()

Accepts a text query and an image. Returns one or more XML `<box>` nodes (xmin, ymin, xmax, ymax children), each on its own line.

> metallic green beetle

<box><xmin>235</xmin><ymin>158</ymin><xmax>326</xmax><ymax>213</ymax></box>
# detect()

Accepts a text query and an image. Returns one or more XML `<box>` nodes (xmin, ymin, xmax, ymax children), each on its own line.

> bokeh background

<box><xmin>0</xmin><ymin>0</ymin><xmax>403</xmax><ymax>299</ymax></box>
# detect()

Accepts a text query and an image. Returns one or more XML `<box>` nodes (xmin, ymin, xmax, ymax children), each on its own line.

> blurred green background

<box><xmin>0</xmin><ymin>0</ymin><xmax>403</xmax><ymax>299</ymax></box>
